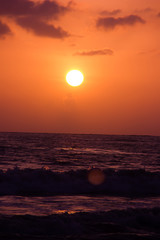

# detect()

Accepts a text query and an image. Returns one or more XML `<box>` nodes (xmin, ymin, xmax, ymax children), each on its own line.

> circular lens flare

<box><xmin>88</xmin><ymin>168</ymin><xmax>105</xmax><ymax>185</ymax></box>
<box><xmin>66</xmin><ymin>70</ymin><xmax>84</xmax><ymax>87</ymax></box>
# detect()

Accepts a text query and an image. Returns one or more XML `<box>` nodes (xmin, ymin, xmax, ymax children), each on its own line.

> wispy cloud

<box><xmin>74</xmin><ymin>49</ymin><xmax>113</xmax><ymax>56</ymax></box>
<box><xmin>0</xmin><ymin>20</ymin><xmax>12</xmax><ymax>37</ymax></box>
<box><xmin>138</xmin><ymin>49</ymin><xmax>157</xmax><ymax>55</ymax></box>
<box><xmin>135</xmin><ymin>7</ymin><xmax>153</xmax><ymax>14</ymax></box>
<box><xmin>96</xmin><ymin>15</ymin><xmax>145</xmax><ymax>30</ymax></box>
<box><xmin>99</xmin><ymin>9</ymin><xmax>121</xmax><ymax>16</ymax></box>
<box><xmin>0</xmin><ymin>0</ymin><xmax>71</xmax><ymax>39</ymax></box>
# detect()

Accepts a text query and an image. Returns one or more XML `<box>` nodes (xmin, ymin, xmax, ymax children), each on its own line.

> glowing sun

<box><xmin>66</xmin><ymin>70</ymin><xmax>84</xmax><ymax>87</ymax></box>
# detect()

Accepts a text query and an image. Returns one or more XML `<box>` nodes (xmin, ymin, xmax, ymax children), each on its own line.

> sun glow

<box><xmin>66</xmin><ymin>70</ymin><xmax>84</xmax><ymax>87</ymax></box>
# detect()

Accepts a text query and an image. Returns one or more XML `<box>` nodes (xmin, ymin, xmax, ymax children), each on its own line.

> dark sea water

<box><xmin>0</xmin><ymin>132</ymin><xmax>160</xmax><ymax>239</ymax></box>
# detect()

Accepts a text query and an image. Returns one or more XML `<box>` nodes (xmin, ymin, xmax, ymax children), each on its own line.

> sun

<box><xmin>66</xmin><ymin>70</ymin><xmax>84</xmax><ymax>87</ymax></box>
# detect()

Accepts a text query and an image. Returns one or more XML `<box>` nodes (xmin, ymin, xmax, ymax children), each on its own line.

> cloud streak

<box><xmin>0</xmin><ymin>20</ymin><xmax>12</xmax><ymax>37</ymax></box>
<box><xmin>96</xmin><ymin>15</ymin><xmax>145</xmax><ymax>30</ymax></box>
<box><xmin>135</xmin><ymin>8</ymin><xmax>153</xmax><ymax>14</ymax></box>
<box><xmin>0</xmin><ymin>0</ymin><xmax>70</xmax><ymax>39</ymax></box>
<box><xmin>100</xmin><ymin>9</ymin><xmax>121</xmax><ymax>16</ymax></box>
<box><xmin>74</xmin><ymin>49</ymin><xmax>113</xmax><ymax>56</ymax></box>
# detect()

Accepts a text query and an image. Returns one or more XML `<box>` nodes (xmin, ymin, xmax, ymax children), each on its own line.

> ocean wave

<box><xmin>0</xmin><ymin>167</ymin><xmax>160</xmax><ymax>197</ymax></box>
<box><xmin>0</xmin><ymin>208</ymin><xmax>160</xmax><ymax>238</ymax></box>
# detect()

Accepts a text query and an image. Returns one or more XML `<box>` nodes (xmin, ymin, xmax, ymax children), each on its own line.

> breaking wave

<box><xmin>0</xmin><ymin>167</ymin><xmax>160</xmax><ymax>197</ymax></box>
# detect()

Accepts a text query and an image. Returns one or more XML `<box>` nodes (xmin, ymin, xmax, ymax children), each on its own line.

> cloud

<box><xmin>96</xmin><ymin>15</ymin><xmax>145</xmax><ymax>30</ymax></box>
<box><xmin>0</xmin><ymin>20</ymin><xmax>12</xmax><ymax>37</ymax></box>
<box><xmin>16</xmin><ymin>16</ymin><xmax>69</xmax><ymax>38</ymax></box>
<box><xmin>0</xmin><ymin>0</ymin><xmax>70</xmax><ymax>38</ymax></box>
<box><xmin>74</xmin><ymin>49</ymin><xmax>113</xmax><ymax>56</ymax></box>
<box><xmin>0</xmin><ymin>0</ymin><xmax>69</xmax><ymax>18</ymax></box>
<box><xmin>157</xmin><ymin>13</ymin><xmax>160</xmax><ymax>17</ymax></box>
<box><xmin>135</xmin><ymin>7</ymin><xmax>153</xmax><ymax>14</ymax></box>
<box><xmin>138</xmin><ymin>49</ymin><xmax>157</xmax><ymax>55</ymax></box>
<box><xmin>143</xmin><ymin>7</ymin><xmax>153</xmax><ymax>12</ymax></box>
<box><xmin>100</xmin><ymin>9</ymin><xmax>121</xmax><ymax>16</ymax></box>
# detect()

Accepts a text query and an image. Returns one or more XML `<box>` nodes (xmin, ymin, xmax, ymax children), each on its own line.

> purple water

<box><xmin>0</xmin><ymin>132</ymin><xmax>160</xmax><ymax>239</ymax></box>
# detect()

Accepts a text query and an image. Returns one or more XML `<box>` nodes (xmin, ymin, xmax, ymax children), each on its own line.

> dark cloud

<box><xmin>74</xmin><ymin>49</ymin><xmax>113</xmax><ymax>56</ymax></box>
<box><xmin>16</xmin><ymin>16</ymin><xmax>69</xmax><ymax>38</ymax></box>
<box><xmin>0</xmin><ymin>0</ymin><xmax>34</xmax><ymax>16</ymax></box>
<box><xmin>100</xmin><ymin>9</ymin><xmax>121</xmax><ymax>16</ymax></box>
<box><xmin>157</xmin><ymin>13</ymin><xmax>160</xmax><ymax>17</ymax></box>
<box><xmin>97</xmin><ymin>15</ymin><xmax>145</xmax><ymax>30</ymax></box>
<box><xmin>0</xmin><ymin>0</ymin><xmax>70</xmax><ymax>38</ymax></box>
<box><xmin>0</xmin><ymin>0</ymin><xmax>69</xmax><ymax>18</ymax></box>
<box><xmin>0</xmin><ymin>20</ymin><xmax>12</xmax><ymax>37</ymax></box>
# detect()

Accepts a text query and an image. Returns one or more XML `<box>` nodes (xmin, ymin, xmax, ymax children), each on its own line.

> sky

<box><xmin>0</xmin><ymin>0</ymin><xmax>160</xmax><ymax>135</ymax></box>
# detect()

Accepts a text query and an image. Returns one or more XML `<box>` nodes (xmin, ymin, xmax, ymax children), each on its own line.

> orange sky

<box><xmin>0</xmin><ymin>0</ymin><xmax>160</xmax><ymax>135</ymax></box>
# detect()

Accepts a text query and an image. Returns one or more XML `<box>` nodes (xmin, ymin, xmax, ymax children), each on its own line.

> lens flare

<box><xmin>88</xmin><ymin>168</ymin><xmax>105</xmax><ymax>185</ymax></box>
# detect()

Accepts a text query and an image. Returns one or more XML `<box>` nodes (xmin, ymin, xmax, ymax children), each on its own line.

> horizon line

<box><xmin>0</xmin><ymin>131</ymin><xmax>159</xmax><ymax>137</ymax></box>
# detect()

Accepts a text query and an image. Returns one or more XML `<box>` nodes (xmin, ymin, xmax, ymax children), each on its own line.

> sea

<box><xmin>0</xmin><ymin>132</ymin><xmax>160</xmax><ymax>240</ymax></box>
